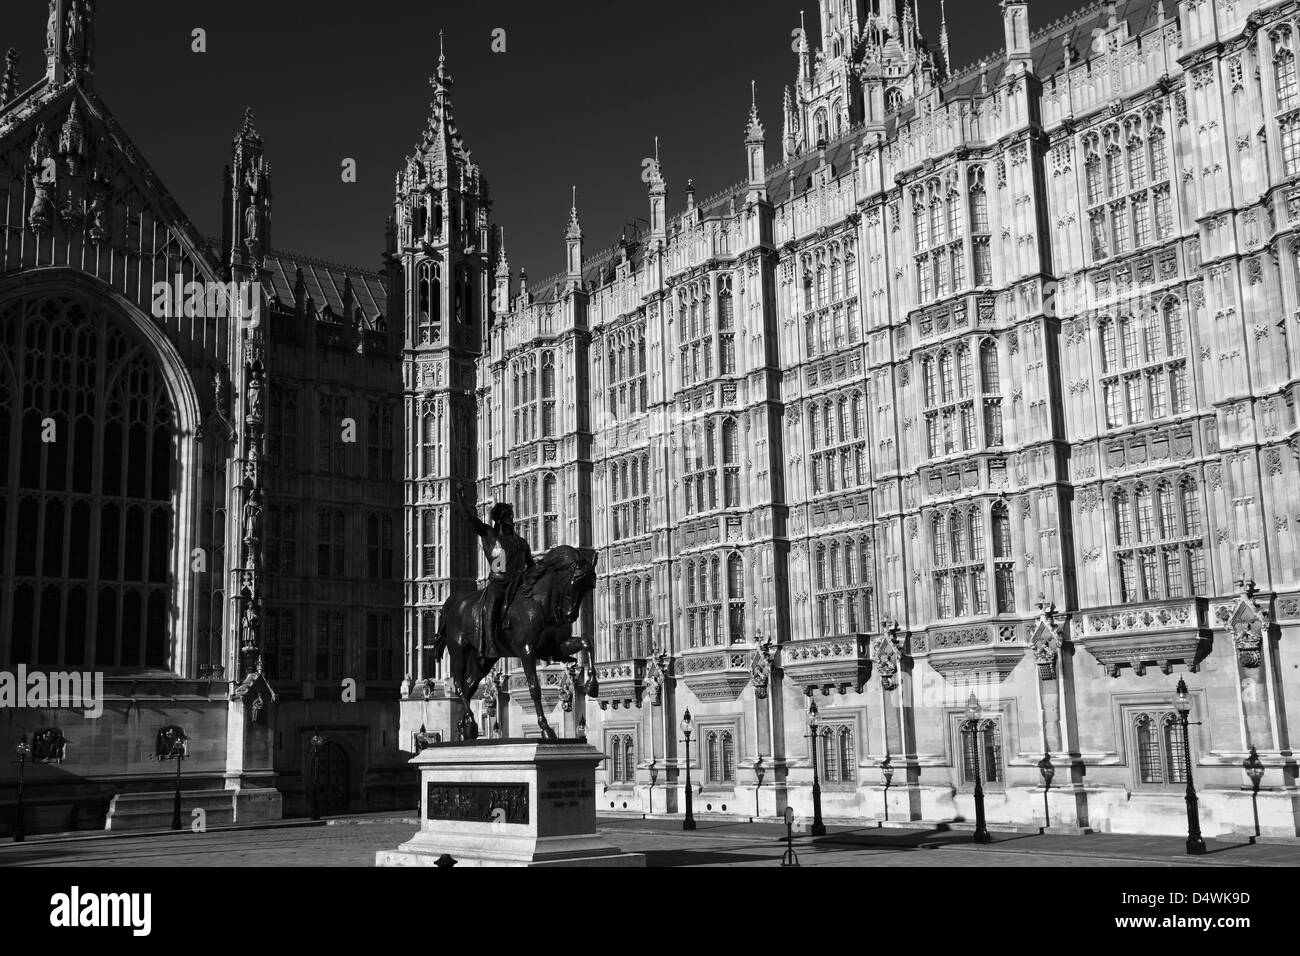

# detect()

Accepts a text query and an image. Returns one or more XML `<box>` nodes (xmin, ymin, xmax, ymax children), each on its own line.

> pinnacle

<box><xmin>237</xmin><ymin>107</ymin><xmax>262</xmax><ymax>144</ymax></box>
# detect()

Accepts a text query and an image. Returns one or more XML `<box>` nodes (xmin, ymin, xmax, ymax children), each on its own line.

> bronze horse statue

<box><xmin>432</xmin><ymin>545</ymin><xmax>600</xmax><ymax>740</ymax></box>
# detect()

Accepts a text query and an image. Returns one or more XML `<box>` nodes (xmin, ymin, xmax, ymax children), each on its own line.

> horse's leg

<box><xmin>522</xmin><ymin>655</ymin><xmax>556</xmax><ymax>739</ymax></box>
<box><xmin>460</xmin><ymin>650</ymin><xmax>482</xmax><ymax>740</ymax></box>
<box><xmin>553</xmin><ymin>634</ymin><xmax>600</xmax><ymax>698</ymax></box>
<box><xmin>581</xmin><ymin>638</ymin><xmax>599</xmax><ymax>698</ymax></box>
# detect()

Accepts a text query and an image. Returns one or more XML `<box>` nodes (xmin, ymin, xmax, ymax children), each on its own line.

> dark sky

<box><xmin>5</xmin><ymin>1</ymin><xmax>1074</xmax><ymax>281</ymax></box>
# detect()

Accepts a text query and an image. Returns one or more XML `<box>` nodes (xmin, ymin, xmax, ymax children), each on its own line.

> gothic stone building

<box><xmin>6</xmin><ymin>0</ymin><xmax>1300</xmax><ymax>841</ymax></box>
<box><xmin>0</xmin><ymin>1</ymin><xmax>406</xmax><ymax>831</ymax></box>
<box><xmin>453</xmin><ymin>0</ymin><xmax>1300</xmax><ymax>839</ymax></box>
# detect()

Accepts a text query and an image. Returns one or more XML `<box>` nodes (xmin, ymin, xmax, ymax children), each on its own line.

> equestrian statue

<box><xmin>431</xmin><ymin>479</ymin><xmax>600</xmax><ymax>740</ymax></box>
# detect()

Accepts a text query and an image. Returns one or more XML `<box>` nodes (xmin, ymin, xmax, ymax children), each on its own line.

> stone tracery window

<box><xmin>1111</xmin><ymin>476</ymin><xmax>1206</xmax><ymax>602</ymax></box>
<box><xmin>1133</xmin><ymin>711</ymin><xmax>1189</xmax><ymax>787</ymax></box>
<box><xmin>808</xmin><ymin>389</ymin><xmax>866</xmax><ymax>493</ymax></box>
<box><xmin>606</xmin><ymin>324</ymin><xmax>648</xmax><ymax>422</ymax></box>
<box><xmin>610</xmin><ymin>574</ymin><xmax>652</xmax><ymax>659</ymax></box>
<box><xmin>817</xmin><ymin>722</ymin><xmax>856</xmax><ymax>784</ymax></box>
<box><xmin>511</xmin><ymin>353</ymin><xmax>538</xmax><ymax>445</ymax></box>
<box><xmin>960</xmin><ymin>718</ymin><xmax>1003</xmax><ymax>784</ymax></box>
<box><xmin>685</xmin><ymin>555</ymin><xmax>720</xmax><ymax>648</ymax></box>
<box><xmin>610</xmin><ymin>451</ymin><xmax>650</xmax><ymax>542</ymax></box>
<box><xmin>1098</xmin><ymin>299</ymin><xmax>1190</xmax><ymax>430</ymax></box>
<box><xmin>705</xmin><ymin>729</ymin><xmax>735</xmax><ymax>783</ymax></box>
<box><xmin>814</xmin><ymin>535</ymin><xmax>874</xmax><ymax>634</ymax></box>
<box><xmin>1084</xmin><ymin>115</ymin><xmax>1172</xmax><ymax>262</ymax></box>
<box><xmin>931</xmin><ymin>502</ymin><xmax>1014</xmax><ymax>619</ymax></box>
<box><xmin>1</xmin><ymin>291</ymin><xmax>177</xmax><ymax>668</ymax></box>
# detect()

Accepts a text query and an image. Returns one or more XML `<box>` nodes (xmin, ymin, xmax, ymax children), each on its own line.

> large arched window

<box><xmin>2</xmin><ymin>291</ymin><xmax>178</xmax><ymax>668</ymax></box>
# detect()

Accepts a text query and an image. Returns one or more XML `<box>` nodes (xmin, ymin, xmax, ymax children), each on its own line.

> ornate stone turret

<box><xmin>1002</xmin><ymin>0</ymin><xmax>1033</xmax><ymax>71</ymax></box>
<box><xmin>647</xmin><ymin>136</ymin><xmax>666</xmax><ymax>243</ymax></box>
<box><xmin>565</xmin><ymin>186</ymin><xmax>582</xmax><ymax>286</ymax></box>
<box><xmin>227</xmin><ymin>109</ymin><xmax>271</xmax><ymax>268</ymax></box>
<box><xmin>745</xmin><ymin>81</ymin><xmax>767</xmax><ymax>198</ymax></box>
<box><xmin>494</xmin><ymin>225</ymin><xmax>511</xmax><ymax>314</ymax></box>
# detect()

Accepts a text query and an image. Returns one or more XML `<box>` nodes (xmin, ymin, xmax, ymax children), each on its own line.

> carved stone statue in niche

<box><xmin>245</xmin><ymin>365</ymin><xmax>263</xmax><ymax>424</ymax></box>
<box><xmin>749</xmin><ymin>637</ymin><xmax>774</xmax><ymax>699</ymax></box>
<box><xmin>240</xmin><ymin>600</ymin><xmax>260</xmax><ymax>649</ymax></box>
<box><xmin>242</xmin><ymin>489</ymin><xmax>262</xmax><ymax>546</ymax></box>
<box><xmin>88</xmin><ymin>168</ymin><xmax>110</xmax><ymax>243</ymax></box>
<box><xmin>46</xmin><ymin>1</ymin><xmax>58</xmax><ymax>52</ymax></box>
<box><xmin>244</xmin><ymin>195</ymin><xmax>260</xmax><ymax>243</ymax></box>
<box><xmin>65</xmin><ymin>1</ymin><xmax>85</xmax><ymax>61</ymax></box>
<box><xmin>213</xmin><ymin>364</ymin><xmax>230</xmax><ymax>419</ymax></box>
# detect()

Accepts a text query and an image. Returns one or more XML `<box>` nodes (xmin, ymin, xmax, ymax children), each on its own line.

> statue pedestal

<box><xmin>375</xmin><ymin>740</ymin><xmax>644</xmax><ymax>868</ymax></box>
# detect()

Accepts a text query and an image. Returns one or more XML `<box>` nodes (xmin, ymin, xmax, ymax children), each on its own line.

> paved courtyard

<box><xmin>0</xmin><ymin>815</ymin><xmax>1295</xmax><ymax>867</ymax></box>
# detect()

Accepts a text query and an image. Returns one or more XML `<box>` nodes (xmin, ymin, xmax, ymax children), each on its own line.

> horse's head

<box><xmin>561</xmin><ymin>550</ymin><xmax>598</xmax><ymax>623</ymax></box>
<box><xmin>522</xmin><ymin>546</ymin><xmax>598</xmax><ymax>626</ymax></box>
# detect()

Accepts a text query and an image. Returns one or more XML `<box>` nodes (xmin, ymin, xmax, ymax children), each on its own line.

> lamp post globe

<box><xmin>806</xmin><ymin>700</ymin><xmax>826</xmax><ymax>837</ymax></box>
<box><xmin>1173</xmin><ymin>677</ymin><xmax>1206</xmax><ymax>855</ymax></box>
<box><xmin>680</xmin><ymin>709</ymin><xmax>696</xmax><ymax>831</ymax></box>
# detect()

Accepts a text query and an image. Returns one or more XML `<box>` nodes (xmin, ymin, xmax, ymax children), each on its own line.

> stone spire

<box><xmin>745</xmin><ymin>80</ymin><xmax>765</xmax><ymax>144</ymax></box>
<box><xmin>419</xmin><ymin>31</ymin><xmax>472</xmax><ymax>174</ymax></box>
<box><xmin>565</xmin><ymin>185</ymin><xmax>582</xmax><ymax>239</ymax></box>
<box><xmin>565</xmin><ymin>186</ymin><xmax>583</xmax><ymax>284</ymax></box>
<box><xmin>939</xmin><ymin>0</ymin><xmax>951</xmax><ymax>81</ymax></box>
<box><xmin>782</xmin><ymin>84</ymin><xmax>799</xmax><ymax>161</ymax></box>
<box><xmin>796</xmin><ymin>10</ymin><xmax>811</xmax><ymax>82</ymax></box>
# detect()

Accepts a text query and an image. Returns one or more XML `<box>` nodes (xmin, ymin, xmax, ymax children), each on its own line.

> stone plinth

<box><xmin>375</xmin><ymin>739</ymin><xmax>644</xmax><ymax>868</ymax></box>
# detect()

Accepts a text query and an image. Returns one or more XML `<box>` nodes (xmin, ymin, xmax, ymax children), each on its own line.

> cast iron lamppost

<box><xmin>1037</xmin><ymin>752</ymin><xmax>1055</xmax><ymax>832</ymax></box>
<box><xmin>310</xmin><ymin>730</ymin><xmax>325</xmax><ymax>822</ymax></box>
<box><xmin>1173</xmin><ymin>677</ymin><xmax>1206</xmax><ymax>855</ymax></box>
<box><xmin>880</xmin><ymin>753</ymin><xmax>894</xmax><ymax>822</ymax></box>
<box><xmin>156</xmin><ymin>726</ymin><xmax>188</xmax><ymax>832</ymax></box>
<box><xmin>680</xmin><ymin>709</ymin><xmax>696</xmax><ymax>831</ymax></box>
<box><xmin>13</xmin><ymin>734</ymin><xmax>30</xmax><ymax>842</ymax></box>
<box><xmin>648</xmin><ymin>762</ymin><xmax>657</xmax><ymax>815</ymax></box>
<box><xmin>964</xmin><ymin>693</ymin><xmax>991</xmax><ymax>844</ymax></box>
<box><xmin>806</xmin><ymin>700</ymin><xmax>826</xmax><ymax>836</ymax></box>
<box><xmin>754</xmin><ymin>757</ymin><xmax>765</xmax><ymax>819</ymax></box>
<box><xmin>1243</xmin><ymin>746</ymin><xmax>1264</xmax><ymax>844</ymax></box>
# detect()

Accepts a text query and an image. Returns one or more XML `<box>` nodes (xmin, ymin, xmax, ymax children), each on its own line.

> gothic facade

<box><xmin>0</xmin><ymin>1</ymin><xmax>407</xmax><ymax>829</ymax></box>
<box><xmin>4</xmin><ymin>0</ymin><xmax>1300</xmax><ymax>842</ymax></box>
<box><xmin>457</xmin><ymin>0</ymin><xmax>1300</xmax><ymax>838</ymax></box>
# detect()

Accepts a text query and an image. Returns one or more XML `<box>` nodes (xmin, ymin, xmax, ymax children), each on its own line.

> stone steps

<box><xmin>105</xmin><ymin>788</ymin><xmax>281</xmax><ymax>831</ymax></box>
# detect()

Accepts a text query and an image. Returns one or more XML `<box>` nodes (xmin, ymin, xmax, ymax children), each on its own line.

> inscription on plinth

<box><xmin>538</xmin><ymin>778</ymin><xmax>594</xmax><ymax>811</ymax></box>
<box><xmin>427</xmin><ymin>783</ymin><xmax>529</xmax><ymax>824</ymax></box>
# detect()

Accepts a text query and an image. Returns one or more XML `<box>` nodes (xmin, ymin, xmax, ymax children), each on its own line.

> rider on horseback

<box><xmin>456</xmin><ymin>480</ymin><xmax>535</xmax><ymax>670</ymax></box>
